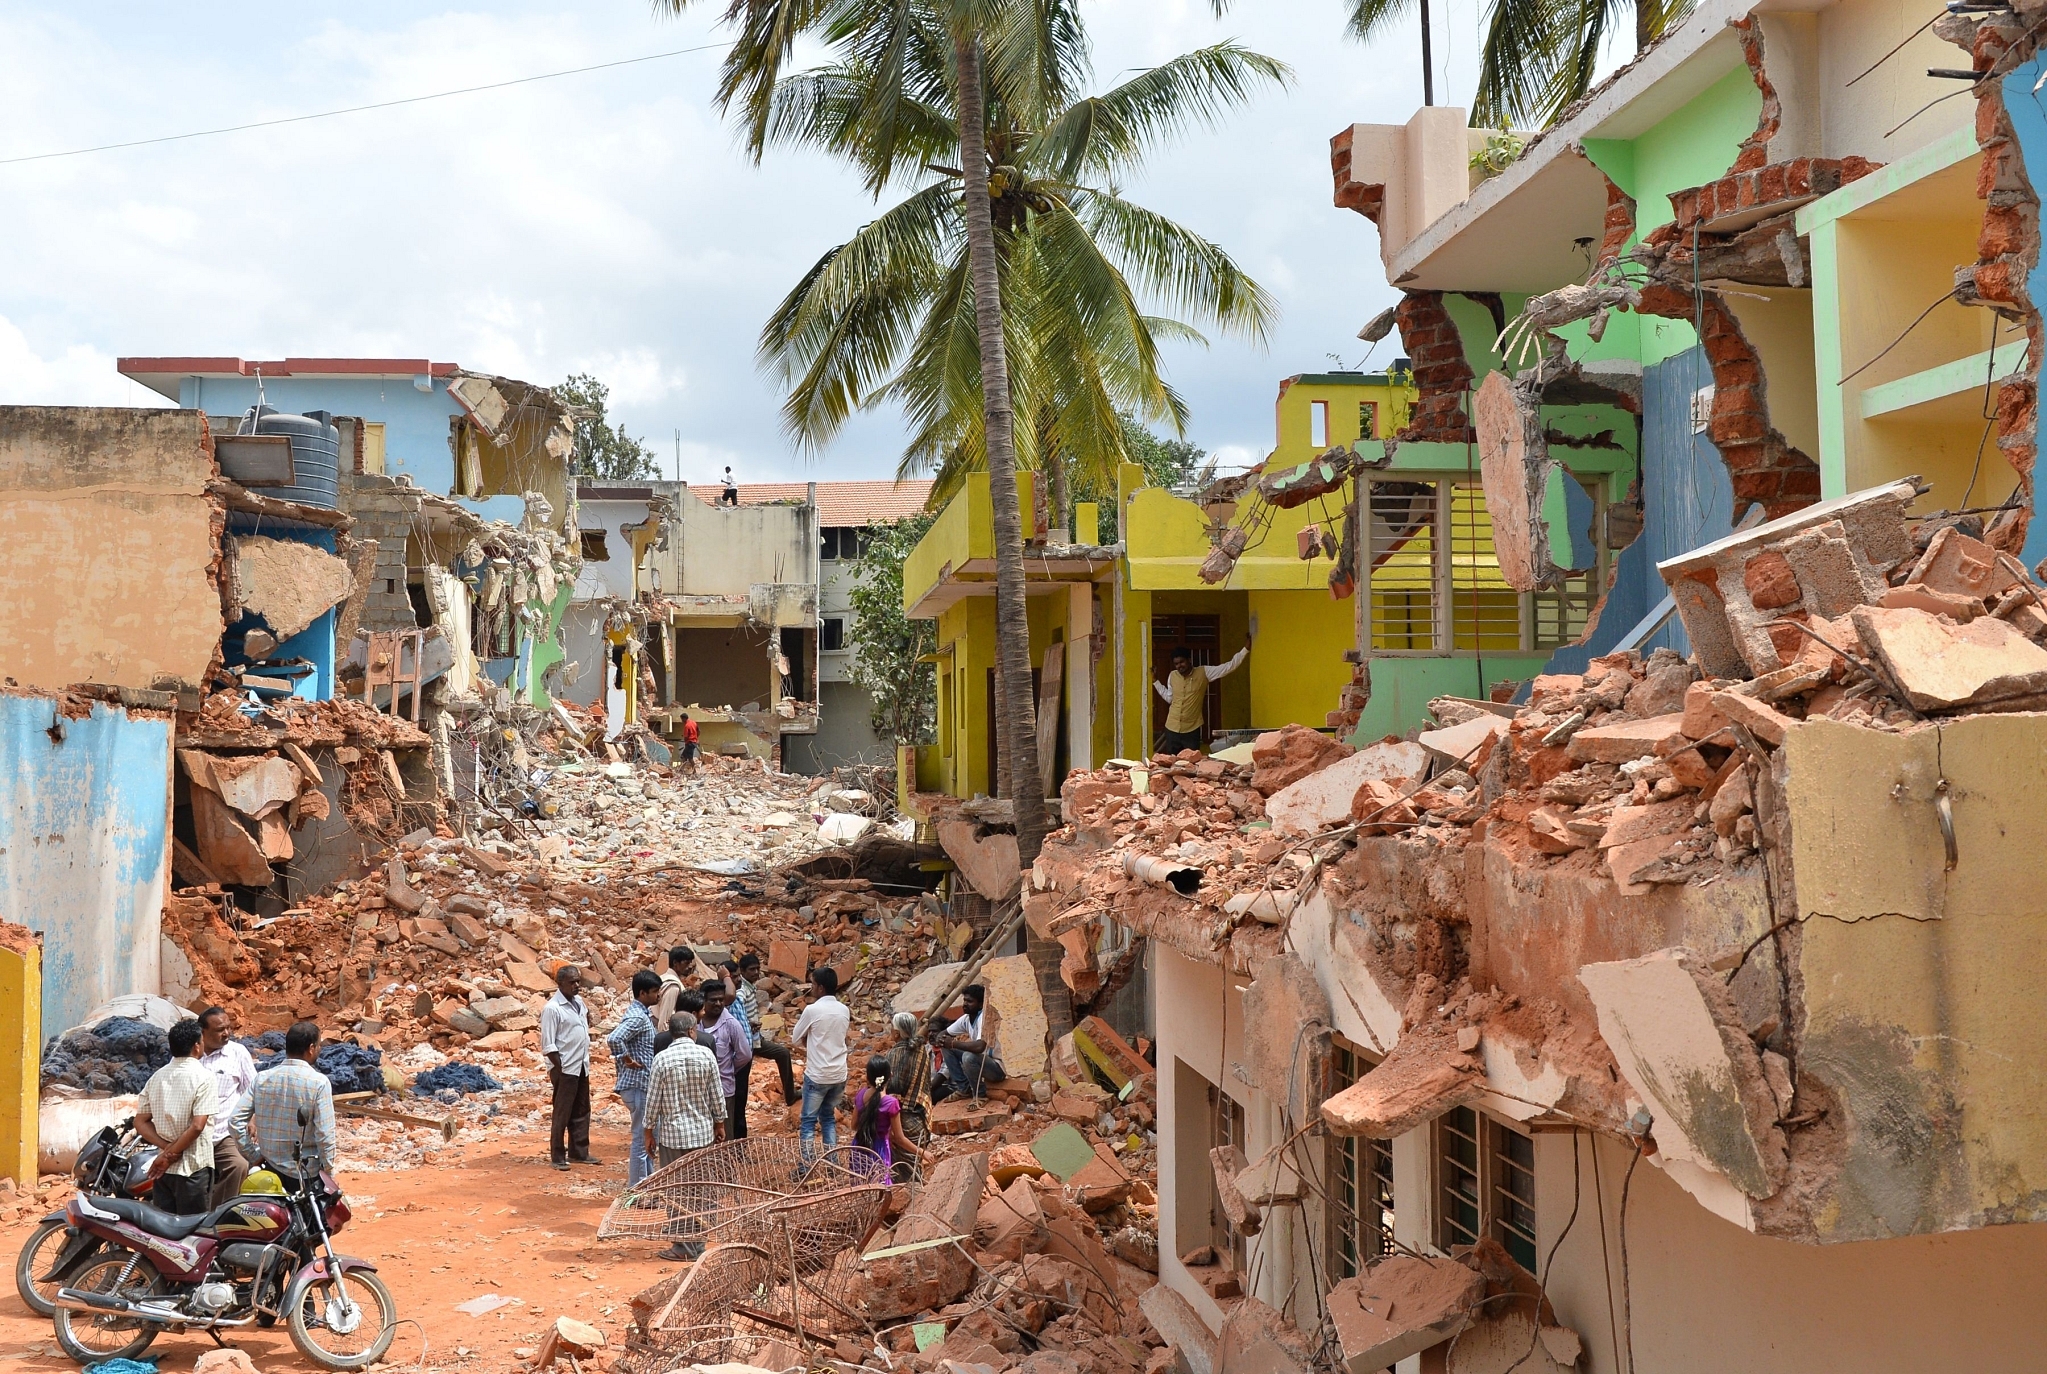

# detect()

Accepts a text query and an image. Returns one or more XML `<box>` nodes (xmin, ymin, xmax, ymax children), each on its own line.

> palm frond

<box><xmin>984</xmin><ymin>0</ymin><xmax>1090</xmax><ymax>127</ymax></box>
<box><xmin>1029</xmin><ymin>43</ymin><xmax>1291</xmax><ymax>182</ymax></box>
<box><xmin>1344</xmin><ymin>0</ymin><xmax>1421</xmax><ymax>44</ymax></box>
<box><xmin>1068</xmin><ymin>188</ymin><xmax>1275</xmax><ymax>343</ymax></box>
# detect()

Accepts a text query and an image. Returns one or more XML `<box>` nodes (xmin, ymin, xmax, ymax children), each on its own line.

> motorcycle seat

<box><xmin>85</xmin><ymin>1195</ymin><xmax>214</xmax><ymax>1240</ymax></box>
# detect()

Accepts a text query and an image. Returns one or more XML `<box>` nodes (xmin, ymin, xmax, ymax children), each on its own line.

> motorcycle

<box><xmin>15</xmin><ymin>1119</ymin><xmax>159</xmax><ymax>1317</ymax></box>
<box><xmin>48</xmin><ymin>1138</ymin><xmax>395</xmax><ymax>1370</ymax></box>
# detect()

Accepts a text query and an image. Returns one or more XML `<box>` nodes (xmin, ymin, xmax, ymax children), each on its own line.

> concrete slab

<box><xmin>1265</xmin><ymin>741</ymin><xmax>1427</xmax><ymax>837</ymax></box>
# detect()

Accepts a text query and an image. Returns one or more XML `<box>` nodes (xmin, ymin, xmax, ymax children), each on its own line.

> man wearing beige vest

<box><xmin>1153</xmin><ymin>640</ymin><xmax>1249</xmax><ymax>756</ymax></box>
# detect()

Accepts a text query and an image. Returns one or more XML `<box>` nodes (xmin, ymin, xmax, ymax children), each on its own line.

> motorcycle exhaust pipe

<box><xmin>51</xmin><ymin>1288</ymin><xmax>258</xmax><ymax>1329</ymax></box>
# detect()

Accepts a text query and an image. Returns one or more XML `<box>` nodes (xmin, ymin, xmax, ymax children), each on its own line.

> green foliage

<box><xmin>1067</xmin><ymin>414</ymin><xmax>1205</xmax><ymax>543</ymax></box>
<box><xmin>844</xmin><ymin>514</ymin><xmax>938</xmax><ymax>743</ymax></box>
<box><xmin>556</xmin><ymin>373</ymin><xmax>660</xmax><ymax>481</ymax></box>
<box><xmin>1469</xmin><ymin>124</ymin><xmax>1525</xmax><ymax>180</ymax></box>
<box><xmin>747</xmin><ymin>15</ymin><xmax>1285</xmax><ymax>506</ymax></box>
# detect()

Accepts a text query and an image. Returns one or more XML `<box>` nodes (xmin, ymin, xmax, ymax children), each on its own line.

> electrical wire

<box><xmin>1838</xmin><ymin>288</ymin><xmax>1961</xmax><ymax>386</ymax></box>
<box><xmin>0</xmin><ymin>42</ymin><xmax>729</xmax><ymax>167</ymax></box>
<box><xmin>1618</xmin><ymin>1142</ymin><xmax>1643</xmax><ymax>1374</ymax></box>
<box><xmin>1845</xmin><ymin>11</ymin><xmax>1942</xmax><ymax>87</ymax></box>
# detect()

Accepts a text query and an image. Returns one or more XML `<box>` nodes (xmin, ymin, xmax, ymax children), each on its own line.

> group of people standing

<box><xmin>539</xmin><ymin>946</ymin><xmax>1011</xmax><ymax>1249</ymax></box>
<box><xmin>133</xmin><ymin>1010</ymin><xmax>340</xmax><ymax>1214</ymax></box>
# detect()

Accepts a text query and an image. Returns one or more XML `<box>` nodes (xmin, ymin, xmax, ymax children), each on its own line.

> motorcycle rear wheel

<box><xmin>288</xmin><ymin>1269</ymin><xmax>398</xmax><ymax>1369</ymax></box>
<box><xmin>14</xmin><ymin>1215</ymin><xmax>88</xmax><ymax>1317</ymax></box>
<box><xmin>51</xmin><ymin>1252</ymin><xmax>167</xmax><ymax>1364</ymax></box>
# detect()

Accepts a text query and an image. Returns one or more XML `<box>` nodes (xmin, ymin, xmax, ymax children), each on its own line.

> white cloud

<box><xmin>0</xmin><ymin>315</ymin><xmax>167</xmax><ymax>407</ymax></box>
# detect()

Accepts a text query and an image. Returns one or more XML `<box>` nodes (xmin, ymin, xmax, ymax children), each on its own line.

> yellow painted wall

<box><xmin>1272</xmin><ymin>373</ymin><xmax>1413</xmax><ymax>457</ymax></box>
<box><xmin>1247</xmin><ymin>588</ymin><xmax>1354</xmax><ymax>731</ymax></box>
<box><xmin>0</xmin><ymin>935</ymin><xmax>40</xmax><ymax>1185</ymax></box>
<box><xmin>930</xmin><ymin>581</ymin><xmax>1082</xmax><ymax>798</ymax></box>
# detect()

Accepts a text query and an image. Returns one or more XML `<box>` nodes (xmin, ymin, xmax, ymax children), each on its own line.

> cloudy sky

<box><xmin>0</xmin><ymin>1</ymin><xmax>1525</xmax><ymax>480</ymax></box>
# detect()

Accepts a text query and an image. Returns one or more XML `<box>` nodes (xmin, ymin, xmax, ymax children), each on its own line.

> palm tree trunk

<box><xmin>954</xmin><ymin>26</ymin><xmax>1049</xmax><ymax>860</ymax></box>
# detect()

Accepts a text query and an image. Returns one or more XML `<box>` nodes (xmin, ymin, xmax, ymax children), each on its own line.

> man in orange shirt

<box><xmin>681</xmin><ymin>713</ymin><xmax>700</xmax><ymax>770</ymax></box>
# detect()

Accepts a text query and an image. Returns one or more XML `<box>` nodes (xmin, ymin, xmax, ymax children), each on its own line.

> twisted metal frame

<box><xmin>598</xmin><ymin>1136</ymin><xmax>885</xmax><ymax>1243</ymax></box>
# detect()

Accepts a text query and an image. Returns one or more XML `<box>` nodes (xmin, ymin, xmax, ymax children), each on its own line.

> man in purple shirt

<box><xmin>699</xmin><ymin>979</ymin><xmax>755</xmax><ymax>1140</ymax></box>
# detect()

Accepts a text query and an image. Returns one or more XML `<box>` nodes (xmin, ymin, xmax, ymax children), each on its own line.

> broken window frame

<box><xmin>1326</xmin><ymin>1039</ymin><xmax>1396</xmax><ymax>1282</ymax></box>
<box><xmin>1432</xmin><ymin>1105</ymin><xmax>1538</xmax><ymax>1271</ymax></box>
<box><xmin>580</xmin><ymin>530</ymin><xmax>611</xmax><ymax>562</ymax></box>
<box><xmin>1364</xmin><ymin>474</ymin><xmax>1608</xmax><ymax>657</ymax></box>
<box><xmin>821</xmin><ymin>616</ymin><xmax>846</xmax><ymax>652</ymax></box>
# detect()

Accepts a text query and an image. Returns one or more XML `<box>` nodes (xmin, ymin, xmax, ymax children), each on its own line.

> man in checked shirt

<box><xmin>234</xmin><ymin>1021</ymin><xmax>338</xmax><ymax>1180</ymax></box>
<box><xmin>607</xmin><ymin>971</ymin><xmax>663</xmax><ymax>1186</ymax></box>
<box><xmin>643</xmin><ymin>1011</ymin><xmax>726</xmax><ymax>1260</ymax></box>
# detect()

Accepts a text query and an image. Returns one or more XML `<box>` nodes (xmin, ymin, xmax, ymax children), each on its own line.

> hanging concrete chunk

<box><xmin>1578</xmin><ymin>948</ymin><xmax>1788</xmax><ymax>1221</ymax></box>
<box><xmin>230</xmin><ymin>535</ymin><xmax>355</xmax><ymax>642</ymax></box>
<box><xmin>1326</xmin><ymin>1258</ymin><xmax>1483</xmax><ymax>1373</ymax></box>
<box><xmin>936</xmin><ymin>819</ymin><xmax>1022</xmax><ymax>900</ymax></box>
<box><xmin>1321</xmin><ymin>1023</ymin><xmax>1483</xmax><ymax>1138</ymax></box>
<box><xmin>1849</xmin><ymin>605</ymin><xmax>2047</xmax><ymax>713</ymax></box>
<box><xmin>187</xmin><ymin>786</ymin><xmax>273</xmax><ymax>887</ymax></box>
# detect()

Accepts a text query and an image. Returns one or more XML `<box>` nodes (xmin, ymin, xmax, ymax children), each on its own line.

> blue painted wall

<box><xmin>1538</xmin><ymin>345</ymin><xmax>1736</xmax><ymax>676</ymax></box>
<box><xmin>224</xmin><ymin>517</ymin><xmax>337</xmax><ymax>701</ymax></box>
<box><xmin>2004</xmin><ymin>56</ymin><xmax>2047</xmax><ymax>578</ymax></box>
<box><xmin>0</xmin><ymin>698</ymin><xmax>170</xmax><ymax>1037</ymax></box>
<box><xmin>178</xmin><ymin>374</ymin><xmax>525</xmax><ymax>524</ymax></box>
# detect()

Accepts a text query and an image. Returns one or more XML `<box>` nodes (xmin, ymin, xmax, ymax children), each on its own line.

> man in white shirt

<box><xmin>136</xmin><ymin>1019</ymin><xmax>217</xmax><ymax>1214</ymax></box>
<box><xmin>931</xmin><ymin>984</ymin><xmax>1006</xmax><ymax>1099</ymax></box>
<box><xmin>789</xmin><ymin>966</ymin><xmax>850</xmax><ymax>1160</ymax></box>
<box><xmin>1153</xmin><ymin>641</ymin><xmax>1250</xmax><ymax>756</ymax></box>
<box><xmin>720</xmin><ymin>466</ymin><xmax>741</xmax><ymax>506</ymax></box>
<box><xmin>540</xmin><ymin>965</ymin><xmax>596</xmax><ymax>1170</ymax></box>
<box><xmin>197</xmin><ymin>1006</ymin><xmax>258</xmax><ymax>1205</ymax></box>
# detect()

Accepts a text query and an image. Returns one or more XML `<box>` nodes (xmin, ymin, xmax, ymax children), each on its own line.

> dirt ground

<box><xmin>0</xmin><ymin>1100</ymin><xmax>696</xmax><ymax>1372</ymax></box>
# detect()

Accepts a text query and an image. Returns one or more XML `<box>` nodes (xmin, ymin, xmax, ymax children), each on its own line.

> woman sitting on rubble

<box><xmin>852</xmin><ymin>1054</ymin><xmax>921</xmax><ymax>1183</ymax></box>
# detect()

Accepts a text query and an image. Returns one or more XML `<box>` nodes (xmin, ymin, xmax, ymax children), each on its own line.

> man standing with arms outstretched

<box><xmin>1154</xmin><ymin>638</ymin><xmax>1250</xmax><ymax>756</ymax></box>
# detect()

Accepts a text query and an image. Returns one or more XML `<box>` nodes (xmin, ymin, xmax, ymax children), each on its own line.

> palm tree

<box><xmin>658</xmin><ymin>0</ymin><xmax>1280</xmax><ymax>871</ymax></box>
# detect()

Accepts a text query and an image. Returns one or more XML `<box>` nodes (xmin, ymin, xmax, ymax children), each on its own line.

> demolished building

<box><xmin>1020</xmin><ymin>1</ymin><xmax>2047</xmax><ymax>1370</ymax></box>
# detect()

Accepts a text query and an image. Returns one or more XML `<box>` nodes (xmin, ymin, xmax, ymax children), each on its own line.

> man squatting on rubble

<box><xmin>791</xmin><ymin>966</ymin><xmax>851</xmax><ymax>1157</ymax></box>
<box><xmin>608</xmin><ymin>970</ymin><xmax>663</xmax><ymax>1186</ymax></box>
<box><xmin>136</xmin><ymin>1017</ymin><xmax>216</xmax><ymax>1214</ymax></box>
<box><xmin>199</xmin><ymin>1005</ymin><xmax>258</xmax><ymax>1205</ymax></box>
<box><xmin>542</xmin><ymin>964</ymin><xmax>598</xmax><ymax>1170</ymax></box>
<box><xmin>234</xmin><ymin>1020</ymin><xmax>338</xmax><ymax>1179</ymax></box>
<box><xmin>700</xmin><ymin>976</ymin><xmax>754</xmax><ymax>1138</ymax></box>
<box><xmin>929</xmin><ymin>983</ymin><xmax>1005</xmax><ymax>1100</ymax></box>
<box><xmin>1153</xmin><ymin>638</ymin><xmax>1250</xmax><ymax>756</ymax></box>
<box><xmin>643</xmin><ymin>1010</ymin><xmax>725</xmax><ymax>1259</ymax></box>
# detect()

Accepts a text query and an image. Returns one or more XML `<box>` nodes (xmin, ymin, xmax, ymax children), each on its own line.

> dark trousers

<box><xmin>549</xmin><ymin>1069</ymin><xmax>592</xmax><ymax>1163</ymax></box>
<box><xmin>729</xmin><ymin>1062</ymin><xmax>750</xmax><ymax>1141</ymax></box>
<box><xmin>1156</xmin><ymin>727</ymin><xmax>1204</xmax><ymax>757</ymax></box>
<box><xmin>155</xmin><ymin>1168</ymin><xmax>214</xmax><ymax>1216</ymax></box>
<box><xmin>209</xmin><ymin>1135</ymin><xmax>251</xmax><ymax>1208</ymax></box>
<box><xmin>753</xmin><ymin>1038</ymin><xmax>796</xmax><ymax>1100</ymax></box>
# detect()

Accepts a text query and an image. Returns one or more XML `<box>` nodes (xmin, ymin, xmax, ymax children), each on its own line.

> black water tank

<box><xmin>235</xmin><ymin>405</ymin><xmax>341</xmax><ymax>509</ymax></box>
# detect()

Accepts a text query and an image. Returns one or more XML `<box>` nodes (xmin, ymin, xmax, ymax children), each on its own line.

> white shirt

<box><xmin>540</xmin><ymin>992</ymin><xmax>591</xmax><ymax>1076</ymax></box>
<box><xmin>790</xmin><ymin>995</ymin><xmax>850</xmax><ymax>1085</ymax></box>
<box><xmin>141</xmin><ymin>1057</ymin><xmax>218</xmax><ymax>1177</ymax></box>
<box><xmin>1151</xmin><ymin>647</ymin><xmax>1249</xmax><ymax>702</ymax></box>
<box><xmin>201</xmin><ymin>1040</ymin><xmax>259</xmax><ymax>1144</ymax></box>
<box><xmin>947</xmin><ymin>1007</ymin><xmax>1003</xmax><ymax>1063</ymax></box>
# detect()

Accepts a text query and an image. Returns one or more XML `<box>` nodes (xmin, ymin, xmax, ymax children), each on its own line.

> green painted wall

<box><xmin>1580</xmin><ymin>65</ymin><xmax>1763</xmax><ymax>367</ymax></box>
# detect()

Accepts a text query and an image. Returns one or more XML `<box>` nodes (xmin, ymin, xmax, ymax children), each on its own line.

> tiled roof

<box><xmin>691</xmin><ymin>479</ymin><xmax>935</xmax><ymax>526</ymax></box>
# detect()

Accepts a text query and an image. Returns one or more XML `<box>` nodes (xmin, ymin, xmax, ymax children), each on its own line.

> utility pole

<box><xmin>1420</xmin><ymin>0</ymin><xmax>1435</xmax><ymax>106</ymax></box>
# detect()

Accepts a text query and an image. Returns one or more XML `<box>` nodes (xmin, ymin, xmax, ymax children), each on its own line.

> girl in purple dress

<box><xmin>852</xmin><ymin>1055</ymin><xmax>921</xmax><ymax>1182</ymax></box>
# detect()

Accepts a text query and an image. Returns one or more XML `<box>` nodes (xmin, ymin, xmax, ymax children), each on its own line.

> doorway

<box><xmin>1151</xmin><ymin>614</ymin><xmax>1223</xmax><ymax>749</ymax></box>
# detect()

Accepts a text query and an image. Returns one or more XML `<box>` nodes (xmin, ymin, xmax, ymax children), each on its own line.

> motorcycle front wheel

<box><xmin>51</xmin><ymin>1252</ymin><xmax>166</xmax><ymax>1364</ymax></box>
<box><xmin>288</xmin><ymin>1268</ymin><xmax>398</xmax><ymax>1369</ymax></box>
<box><xmin>15</xmin><ymin>1215</ymin><xmax>89</xmax><ymax>1317</ymax></box>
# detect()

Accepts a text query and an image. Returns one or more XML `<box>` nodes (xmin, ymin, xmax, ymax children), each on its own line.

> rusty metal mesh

<box><xmin>622</xmin><ymin>1232</ymin><xmax>885</xmax><ymax>1374</ymax></box>
<box><xmin>598</xmin><ymin>1136</ymin><xmax>885</xmax><ymax>1243</ymax></box>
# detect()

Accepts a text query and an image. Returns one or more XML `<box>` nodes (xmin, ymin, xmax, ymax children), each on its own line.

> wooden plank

<box><xmin>1036</xmin><ymin>641</ymin><xmax>1064</xmax><ymax>792</ymax></box>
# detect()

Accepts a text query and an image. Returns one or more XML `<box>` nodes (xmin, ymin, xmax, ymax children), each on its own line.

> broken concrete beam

<box><xmin>1140</xmin><ymin>1285</ymin><xmax>1217</xmax><ymax>1374</ymax></box>
<box><xmin>1850</xmin><ymin>605</ymin><xmax>2047</xmax><ymax>713</ymax></box>
<box><xmin>1710</xmin><ymin>690</ymin><xmax>1795</xmax><ymax>746</ymax></box>
<box><xmin>1326</xmin><ymin>1258</ymin><xmax>1483</xmax><ymax>1374</ymax></box>
<box><xmin>1566</xmin><ymin>712</ymin><xmax>1687</xmax><ymax>763</ymax></box>
<box><xmin>1578</xmin><ymin>948</ymin><xmax>1789</xmax><ymax>1212</ymax></box>
<box><xmin>1265</xmin><ymin>740</ymin><xmax>1427</xmax><ymax>837</ymax></box>
<box><xmin>1321</xmin><ymin>1028</ymin><xmax>1482</xmax><ymax>1138</ymax></box>
<box><xmin>1210</xmin><ymin>1145</ymin><xmax>1258</xmax><ymax>1234</ymax></box>
<box><xmin>1023</xmin><ymin>889</ymin><xmax>1096</xmax><ymax>940</ymax></box>
<box><xmin>1888</xmin><ymin>582</ymin><xmax>1991</xmax><ymax>620</ymax></box>
<box><xmin>937</xmin><ymin>819</ymin><xmax>1022</xmax><ymax>900</ymax></box>
<box><xmin>929</xmin><ymin>1098</ymin><xmax>1012</xmax><ymax>1134</ymax></box>
<box><xmin>1249</xmin><ymin>724</ymin><xmax>1353</xmax><ymax>796</ymax></box>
